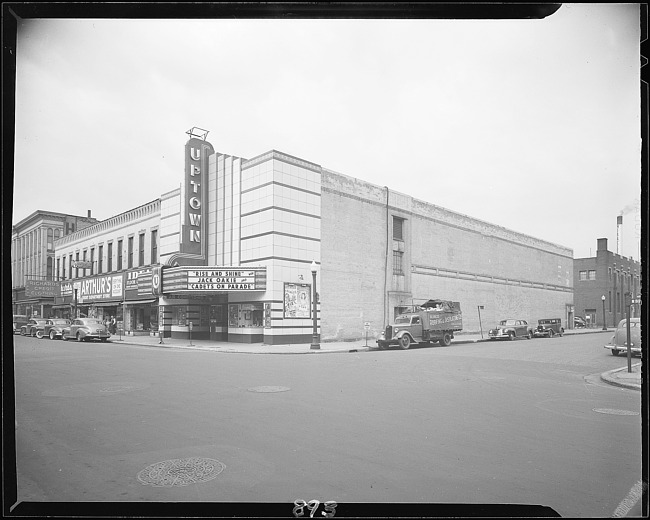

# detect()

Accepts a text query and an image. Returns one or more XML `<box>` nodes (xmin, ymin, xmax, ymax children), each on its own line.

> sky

<box><xmin>10</xmin><ymin>4</ymin><xmax>643</xmax><ymax>261</ymax></box>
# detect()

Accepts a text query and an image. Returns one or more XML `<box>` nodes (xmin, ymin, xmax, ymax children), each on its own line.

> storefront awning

<box><xmin>51</xmin><ymin>304</ymin><xmax>73</xmax><ymax>309</ymax></box>
<box><xmin>123</xmin><ymin>299</ymin><xmax>157</xmax><ymax>305</ymax></box>
<box><xmin>89</xmin><ymin>301</ymin><xmax>123</xmax><ymax>307</ymax></box>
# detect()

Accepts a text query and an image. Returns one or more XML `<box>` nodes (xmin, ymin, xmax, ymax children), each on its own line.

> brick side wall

<box><xmin>321</xmin><ymin>170</ymin><xmax>574</xmax><ymax>340</ymax></box>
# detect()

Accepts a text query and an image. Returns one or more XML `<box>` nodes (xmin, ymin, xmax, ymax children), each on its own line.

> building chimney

<box><xmin>617</xmin><ymin>215</ymin><xmax>623</xmax><ymax>255</ymax></box>
<box><xmin>597</xmin><ymin>238</ymin><xmax>608</xmax><ymax>253</ymax></box>
<box><xmin>88</xmin><ymin>210</ymin><xmax>92</xmax><ymax>219</ymax></box>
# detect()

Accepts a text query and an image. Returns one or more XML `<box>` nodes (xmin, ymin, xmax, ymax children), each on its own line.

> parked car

<box><xmin>604</xmin><ymin>318</ymin><xmax>642</xmax><ymax>357</ymax></box>
<box><xmin>20</xmin><ymin>318</ymin><xmax>48</xmax><ymax>337</ymax></box>
<box><xmin>533</xmin><ymin>318</ymin><xmax>564</xmax><ymax>338</ymax></box>
<box><xmin>574</xmin><ymin>316</ymin><xmax>587</xmax><ymax>328</ymax></box>
<box><xmin>61</xmin><ymin>318</ymin><xmax>111</xmax><ymax>342</ymax></box>
<box><xmin>13</xmin><ymin>315</ymin><xmax>29</xmax><ymax>334</ymax></box>
<box><xmin>488</xmin><ymin>319</ymin><xmax>533</xmax><ymax>340</ymax></box>
<box><xmin>42</xmin><ymin>318</ymin><xmax>72</xmax><ymax>340</ymax></box>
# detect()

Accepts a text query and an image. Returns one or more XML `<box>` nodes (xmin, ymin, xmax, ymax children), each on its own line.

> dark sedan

<box><xmin>62</xmin><ymin>318</ymin><xmax>111</xmax><ymax>342</ymax></box>
<box><xmin>42</xmin><ymin>318</ymin><xmax>72</xmax><ymax>340</ymax></box>
<box><xmin>488</xmin><ymin>319</ymin><xmax>533</xmax><ymax>340</ymax></box>
<box><xmin>20</xmin><ymin>319</ymin><xmax>48</xmax><ymax>337</ymax></box>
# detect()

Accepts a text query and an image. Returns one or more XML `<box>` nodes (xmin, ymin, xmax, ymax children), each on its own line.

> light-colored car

<box><xmin>42</xmin><ymin>318</ymin><xmax>72</xmax><ymax>340</ymax></box>
<box><xmin>488</xmin><ymin>319</ymin><xmax>533</xmax><ymax>340</ymax></box>
<box><xmin>604</xmin><ymin>318</ymin><xmax>641</xmax><ymax>357</ymax></box>
<box><xmin>20</xmin><ymin>319</ymin><xmax>48</xmax><ymax>337</ymax></box>
<box><xmin>62</xmin><ymin>318</ymin><xmax>111</xmax><ymax>342</ymax></box>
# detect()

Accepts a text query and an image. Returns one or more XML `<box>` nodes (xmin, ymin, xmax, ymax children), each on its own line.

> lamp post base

<box><xmin>310</xmin><ymin>334</ymin><xmax>320</xmax><ymax>349</ymax></box>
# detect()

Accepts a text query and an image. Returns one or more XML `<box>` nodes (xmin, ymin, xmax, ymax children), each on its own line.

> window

<box><xmin>83</xmin><ymin>250</ymin><xmax>87</xmax><ymax>276</ymax></box>
<box><xmin>90</xmin><ymin>248</ymin><xmax>95</xmax><ymax>275</ymax></box>
<box><xmin>588</xmin><ymin>270</ymin><xmax>596</xmax><ymax>280</ymax></box>
<box><xmin>609</xmin><ymin>291</ymin><xmax>612</xmax><ymax>312</ymax></box>
<box><xmin>56</xmin><ymin>258</ymin><xmax>60</xmax><ymax>281</ymax></box>
<box><xmin>62</xmin><ymin>256</ymin><xmax>66</xmax><ymax>280</ymax></box>
<box><xmin>128</xmin><ymin>237</ymin><xmax>133</xmax><ymax>268</ymax></box>
<box><xmin>138</xmin><ymin>233</ymin><xmax>145</xmax><ymax>266</ymax></box>
<box><xmin>108</xmin><ymin>242</ymin><xmax>113</xmax><ymax>272</ymax></box>
<box><xmin>393</xmin><ymin>217</ymin><xmax>404</xmax><ymax>241</ymax></box>
<box><xmin>54</xmin><ymin>228</ymin><xmax>60</xmax><ymax>241</ymax></box>
<box><xmin>608</xmin><ymin>267</ymin><xmax>612</xmax><ymax>281</ymax></box>
<box><xmin>151</xmin><ymin>230</ymin><xmax>158</xmax><ymax>264</ymax></box>
<box><xmin>75</xmin><ymin>252</ymin><xmax>79</xmax><ymax>278</ymax></box>
<box><xmin>98</xmin><ymin>245</ymin><xmax>103</xmax><ymax>274</ymax></box>
<box><xmin>393</xmin><ymin>251</ymin><xmax>403</xmax><ymax>275</ymax></box>
<box><xmin>46</xmin><ymin>257</ymin><xmax>53</xmax><ymax>280</ymax></box>
<box><xmin>117</xmin><ymin>240</ymin><xmax>123</xmax><ymax>270</ymax></box>
<box><xmin>47</xmin><ymin>229</ymin><xmax>53</xmax><ymax>251</ymax></box>
<box><xmin>579</xmin><ymin>270</ymin><xmax>587</xmax><ymax>281</ymax></box>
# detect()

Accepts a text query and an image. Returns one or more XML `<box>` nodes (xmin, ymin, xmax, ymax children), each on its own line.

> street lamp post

<box><xmin>310</xmin><ymin>261</ymin><xmax>320</xmax><ymax>350</ymax></box>
<box><xmin>601</xmin><ymin>295</ymin><xmax>607</xmax><ymax>330</ymax></box>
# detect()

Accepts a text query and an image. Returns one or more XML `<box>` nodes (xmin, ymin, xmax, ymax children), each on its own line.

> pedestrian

<box><xmin>110</xmin><ymin>315</ymin><xmax>116</xmax><ymax>334</ymax></box>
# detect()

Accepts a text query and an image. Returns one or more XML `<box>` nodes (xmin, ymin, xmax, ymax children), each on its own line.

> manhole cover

<box><xmin>248</xmin><ymin>386</ymin><xmax>290</xmax><ymax>393</ymax></box>
<box><xmin>593</xmin><ymin>408</ymin><xmax>639</xmax><ymax>416</ymax></box>
<box><xmin>137</xmin><ymin>457</ymin><xmax>225</xmax><ymax>487</ymax></box>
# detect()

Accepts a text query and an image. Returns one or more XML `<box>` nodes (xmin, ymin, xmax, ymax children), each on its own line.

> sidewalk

<box><xmin>108</xmin><ymin>327</ymin><xmax>614</xmax><ymax>355</ymax></box>
<box><xmin>601</xmin><ymin>362</ymin><xmax>643</xmax><ymax>391</ymax></box>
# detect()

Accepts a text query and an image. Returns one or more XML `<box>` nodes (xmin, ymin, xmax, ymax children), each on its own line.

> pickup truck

<box><xmin>377</xmin><ymin>299</ymin><xmax>463</xmax><ymax>350</ymax></box>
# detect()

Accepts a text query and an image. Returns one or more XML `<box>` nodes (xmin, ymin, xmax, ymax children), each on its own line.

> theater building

<box><xmin>51</xmin><ymin>127</ymin><xmax>574</xmax><ymax>344</ymax></box>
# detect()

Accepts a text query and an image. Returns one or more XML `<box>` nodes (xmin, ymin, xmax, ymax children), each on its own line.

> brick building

<box><xmin>574</xmin><ymin>237</ymin><xmax>641</xmax><ymax>329</ymax></box>
<box><xmin>17</xmin><ymin>128</ymin><xmax>575</xmax><ymax>343</ymax></box>
<box><xmin>11</xmin><ymin>210</ymin><xmax>98</xmax><ymax>318</ymax></box>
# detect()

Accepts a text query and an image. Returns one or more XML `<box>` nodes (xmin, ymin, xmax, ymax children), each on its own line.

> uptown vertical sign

<box><xmin>179</xmin><ymin>127</ymin><xmax>214</xmax><ymax>264</ymax></box>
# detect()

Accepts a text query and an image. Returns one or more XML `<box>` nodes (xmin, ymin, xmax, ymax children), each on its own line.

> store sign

<box><xmin>60</xmin><ymin>274</ymin><xmax>124</xmax><ymax>301</ymax></box>
<box><xmin>152</xmin><ymin>266</ymin><xmax>163</xmax><ymax>295</ymax></box>
<box><xmin>72</xmin><ymin>260</ymin><xmax>93</xmax><ymax>269</ymax></box>
<box><xmin>180</xmin><ymin>135</ymin><xmax>214</xmax><ymax>258</ymax></box>
<box><xmin>25</xmin><ymin>279</ymin><xmax>60</xmax><ymax>298</ymax></box>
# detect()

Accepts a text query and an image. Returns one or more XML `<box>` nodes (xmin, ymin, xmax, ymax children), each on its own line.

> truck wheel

<box><xmin>439</xmin><ymin>333</ymin><xmax>452</xmax><ymax>346</ymax></box>
<box><xmin>398</xmin><ymin>335</ymin><xmax>411</xmax><ymax>350</ymax></box>
<box><xmin>612</xmin><ymin>349</ymin><xmax>620</xmax><ymax>356</ymax></box>
<box><xmin>527</xmin><ymin>331</ymin><xmax>532</xmax><ymax>339</ymax></box>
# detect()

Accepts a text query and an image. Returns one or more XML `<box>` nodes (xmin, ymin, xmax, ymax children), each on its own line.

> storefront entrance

<box><xmin>210</xmin><ymin>304</ymin><xmax>226</xmax><ymax>341</ymax></box>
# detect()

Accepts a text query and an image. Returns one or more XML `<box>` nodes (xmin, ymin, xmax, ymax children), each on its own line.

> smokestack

<box><xmin>617</xmin><ymin>215</ymin><xmax>622</xmax><ymax>255</ymax></box>
<box><xmin>88</xmin><ymin>210</ymin><xmax>92</xmax><ymax>218</ymax></box>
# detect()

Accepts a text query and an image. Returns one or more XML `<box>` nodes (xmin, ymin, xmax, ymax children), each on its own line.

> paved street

<box><xmin>11</xmin><ymin>332</ymin><xmax>643</xmax><ymax>517</ymax></box>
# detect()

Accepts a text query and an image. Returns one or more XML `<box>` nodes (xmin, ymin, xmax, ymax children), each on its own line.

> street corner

<box><xmin>600</xmin><ymin>363</ymin><xmax>642</xmax><ymax>390</ymax></box>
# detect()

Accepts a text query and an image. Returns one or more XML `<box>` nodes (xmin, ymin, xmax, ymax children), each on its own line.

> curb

<box><xmin>600</xmin><ymin>363</ymin><xmax>642</xmax><ymax>391</ymax></box>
